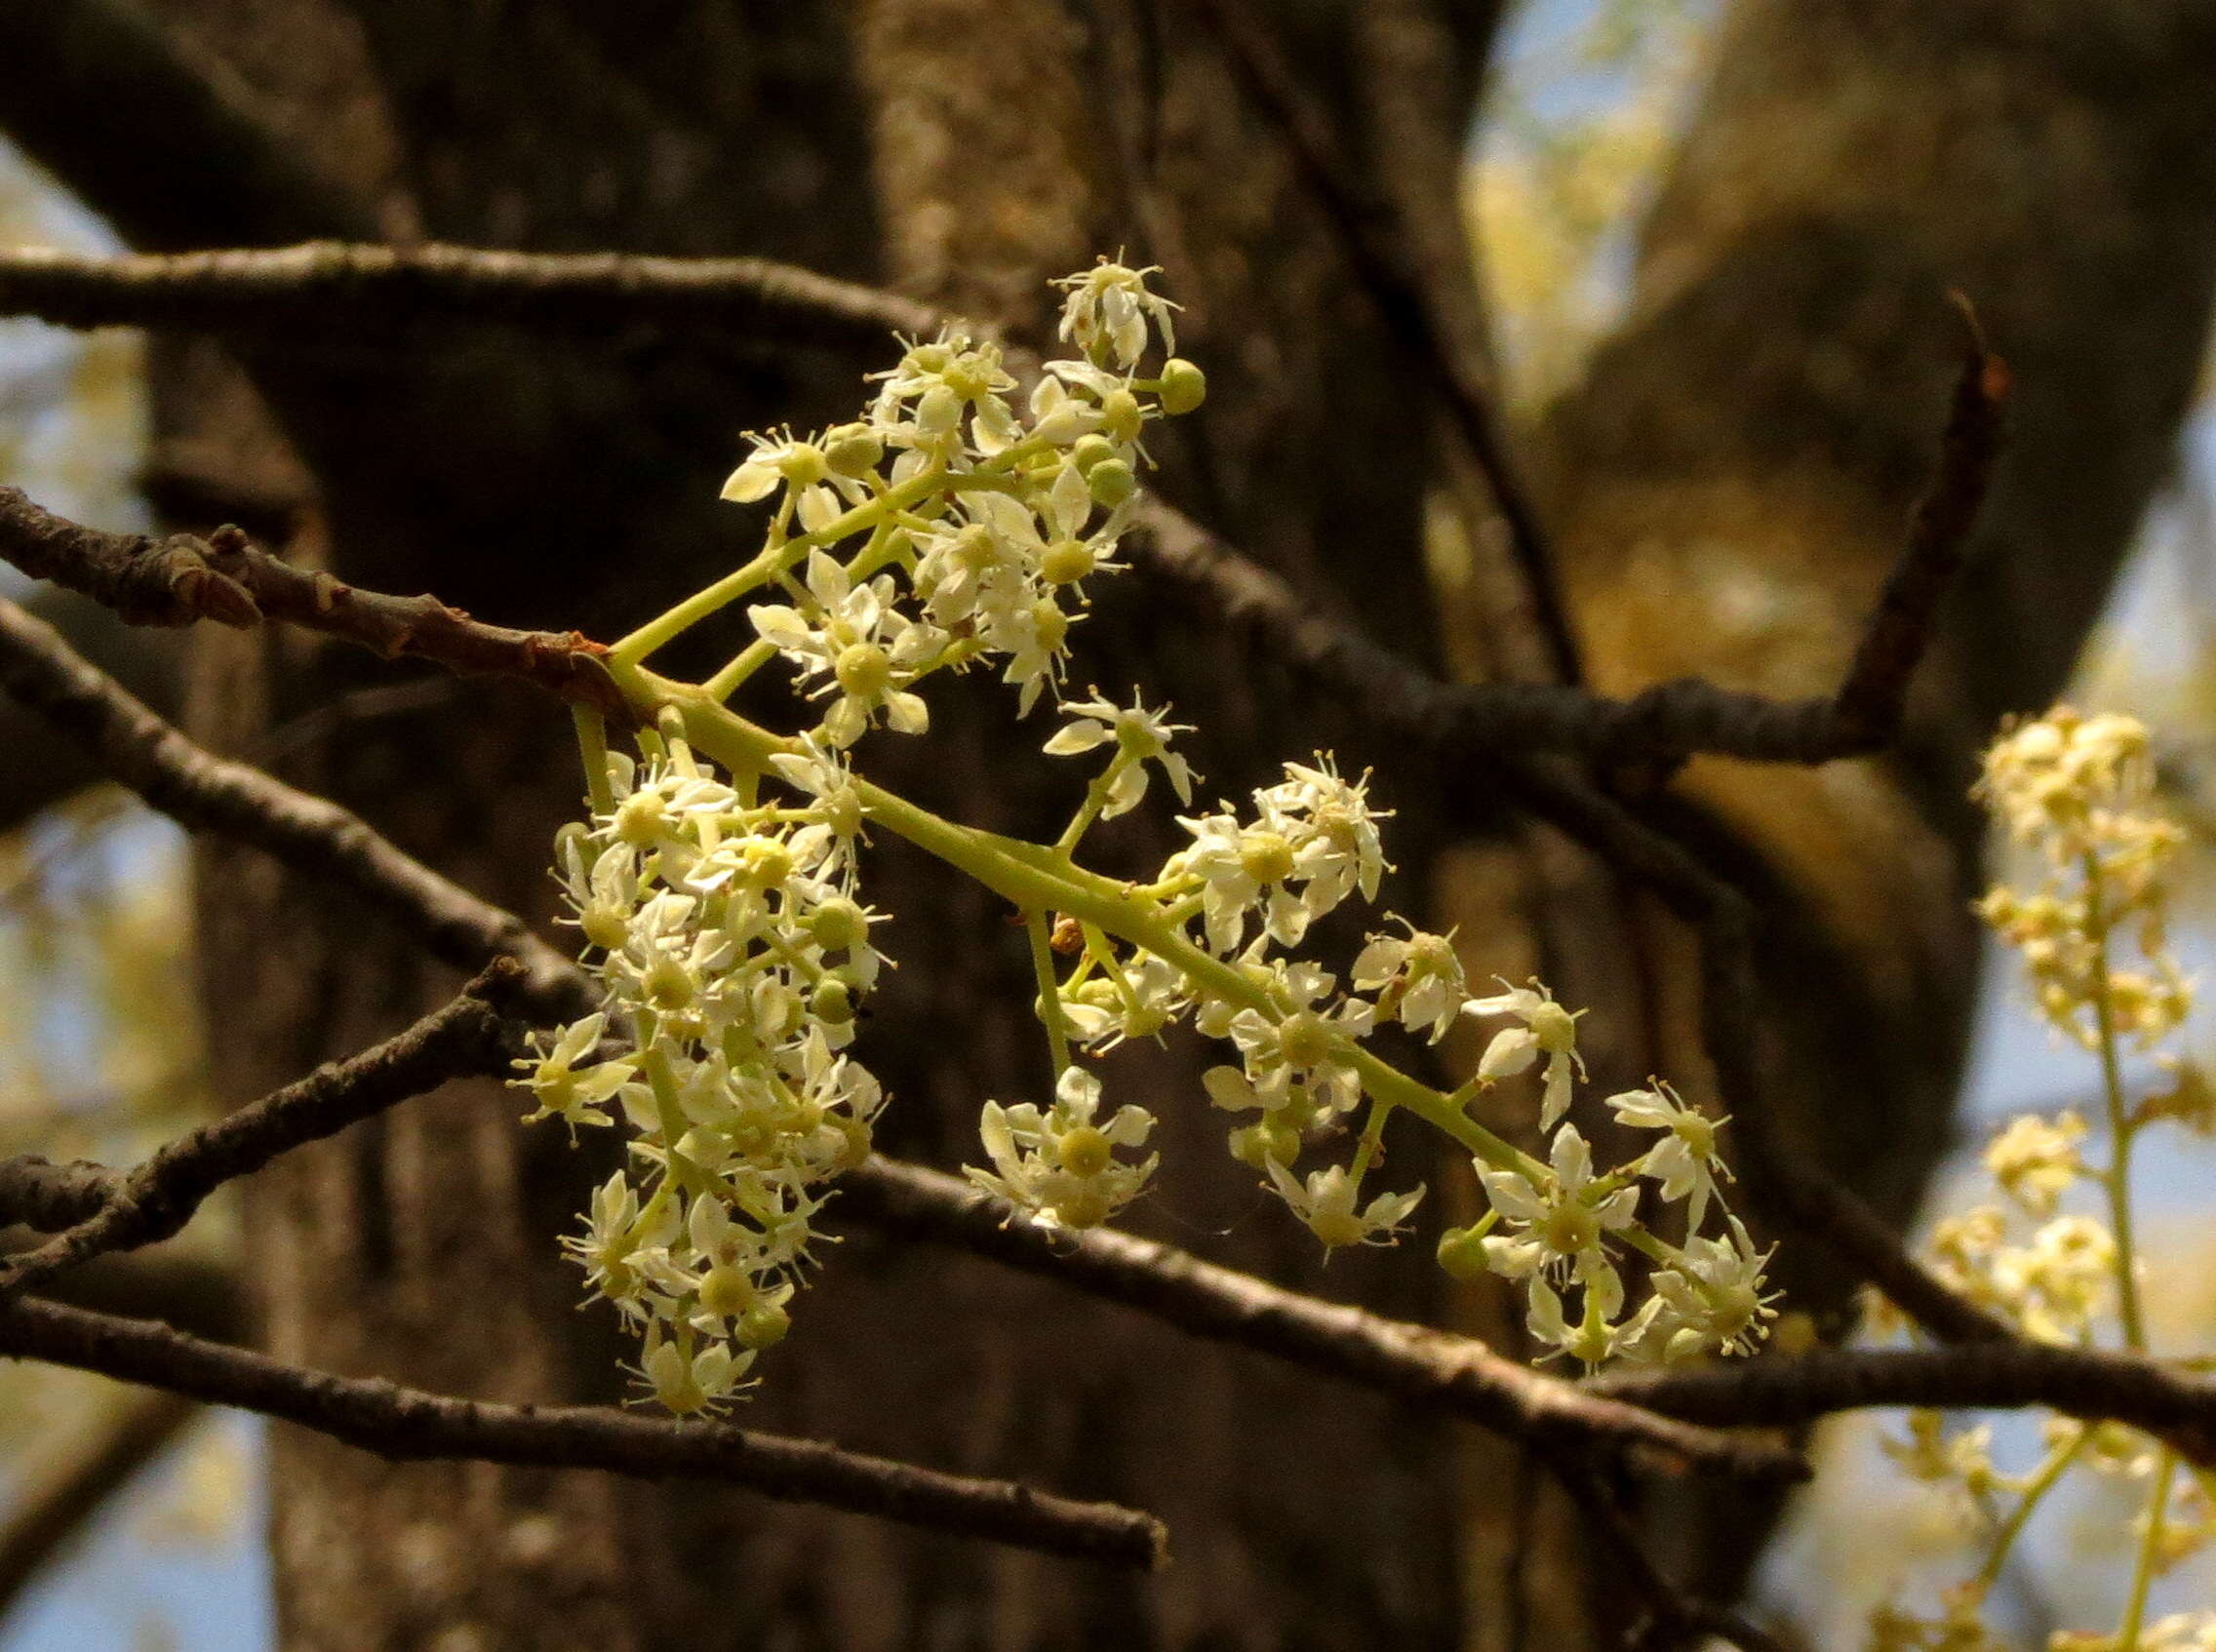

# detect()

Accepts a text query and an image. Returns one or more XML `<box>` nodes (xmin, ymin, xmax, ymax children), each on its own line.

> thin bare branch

<box><xmin>0</xmin><ymin>590</ymin><xmax>592</xmax><ymax>1016</ymax></box>
<box><xmin>0</xmin><ymin>964</ymin><xmax>528</xmax><ymax>1303</ymax></box>
<box><xmin>0</xmin><ymin>250</ymin><xmax>1999</xmax><ymax>773</ymax></box>
<box><xmin>0</xmin><ymin>1295</ymin><xmax>1166</xmax><ymax>1568</ymax></box>
<box><xmin>0</xmin><ymin>1145</ymin><xmax>1792</xmax><ymax>1479</ymax></box>
<box><xmin>1131</xmin><ymin>319</ymin><xmax>2006</xmax><ymax>771</ymax></box>
<box><xmin>0</xmin><ymin>242</ymin><xmax>945</xmax><ymax>346</ymax></box>
<box><xmin>0</xmin><ymin>488</ymin><xmax>627</xmax><ymax>716</ymax></box>
<box><xmin>1594</xmin><ymin>1341</ymin><xmax>2216</xmax><ymax>1469</ymax></box>
<box><xmin>1546</xmin><ymin>1455</ymin><xmax>1789</xmax><ymax>1652</ymax></box>
<box><xmin>841</xmin><ymin>1158</ymin><xmax>1800</xmax><ymax>1480</ymax></box>
<box><xmin>0</xmin><ymin>1156</ymin><xmax>113</xmax><ymax>1234</ymax></box>
<box><xmin>0</xmin><ymin>486</ymin><xmax>259</xmax><ymax>629</ymax></box>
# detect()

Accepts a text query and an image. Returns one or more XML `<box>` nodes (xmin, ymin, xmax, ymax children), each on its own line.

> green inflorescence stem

<box><xmin>597</xmin><ymin>661</ymin><xmax>1536</xmax><ymax>1178</ymax></box>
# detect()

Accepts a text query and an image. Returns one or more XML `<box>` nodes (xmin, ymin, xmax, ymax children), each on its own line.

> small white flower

<box><xmin>868</xmin><ymin>330</ymin><xmax>1021</xmax><ymax>458</ymax></box>
<box><xmin>557</xmin><ymin>830</ymin><xmax>643</xmax><ymax>954</ymax></box>
<box><xmin>985</xmin><ymin>591</ymin><xmax>1078</xmax><ymax>716</ymax></box>
<box><xmin>1604</xmin><ymin>1082</ymin><xmax>1732</xmax><ymax>1231</ymax></box>
<box><xmin>563</xmin><ymin>1173</ymin><xmax>680</xmax><ymax>1318</ymax></box>
<box><xmin>1061</xmin><ymin>953</ymin><xmax>1190</xmax><ymax>1049</ymax></box>
<box><xmin>1264</xmin><ymin>757</ymin><xmax>1391</xmax><ymax>914</ymax></box>
<box><xmin>638</xmin><ymin>1327</ymin><xmax>754</xmax><ymax>1415</ymax></box>
<box><xmin>1476</xmin><ymin>1125</ymin><xmax>1638</xmax><ymax>1288</ymax></box>
<box><xmin>1522</xmin><ymin>1265</ymin><xmax>1649</xmax><ymax>1369</ymax></box>
<box><xmin>1053</xmin><ymin>258</ymin><xmax>1179</xmax><ymax>368</ymax></box>
<box><xmin>720</xmin><ymin>427</ymin><xmax>870</xmax><ymax>531</ymax></box>
<box><xmin>967</xmin><ymin>1067</ymin><xmax>1157</xmax><ymax>1230</ymax></box>
<box><xmin>768</xmin><ymin>734</ymin><xmax>869</xmax><ymax>879</ymax></box>
<box><xmin>1645</xmin><ymin>1216</ymin><xmax>1778</xmax><ymax>1358</ymax></box>
<box><xmin>1993</xmin><ymin>1213</ymin><xmax>2116</xmax><ymax>1344</ymax></box>
<box><xmin>746</xmin><ymin>551</ymin><xmax>947</xmax><ymax>748</ymax></box>
<box><xmin>1169</xmin><ymin>804</ymin><xmax>1314</xmax><ymax>952</ymax></box>
<box><xmin>1220</xmin><ymin>963</ymin><xmax>1372</xmax><ymax>1121</ymax></box>
<box><xmin>516</xmin><ymin>1015</ymin><xmax>637</xmax><ymax>1136</ymax></box>
<box><xmin>1264</xmin><ymin>1160</ymin><xmax>1424</xmax><ymax>1250</ymax></box>
<box><xmin>1351</xmin><ymin>922</ymin><xmax>1468</xmax><ymax>1043</ymax></box>
<box><xmin>913</xmin><ymin>504</ymin><xmax>1035</xmax><ymax>631</ymax></box>
<box><xmin>1467</xmin><ymin>978</ymin><xmax>1587</xmax><ymax>1129</ymax></box>
<box><xmin>1043</xmin><ymin>688</ymin><xmax>1197</xmax><ymax>818</ymax></box>
<box><xmin>1982</xmin><ymin>1110</ymin><xmax>2085</xmax><ymax>1216</ymax></box>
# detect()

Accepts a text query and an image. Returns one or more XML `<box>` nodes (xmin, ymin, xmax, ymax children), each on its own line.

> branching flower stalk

<box><xmin>1870</xmin><ymin>707</ymin><xmax>2216</xmax><ymax>1652</ymax></box>
<box><xmin>509</xmin><ymin>261</ymin><xmax>1774</xmax><ymax>1414</ymax></box>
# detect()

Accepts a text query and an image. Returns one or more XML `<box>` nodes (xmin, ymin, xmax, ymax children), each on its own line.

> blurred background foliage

<box><xmin>0</xmin><ymin>133</ymin><xmax>262</xmax><ymax>1651</ymax></box>
<box><xmin>0</xmin><ymin>0</ymin><xmax>2213</xmax><ymax>1642</ymax></box>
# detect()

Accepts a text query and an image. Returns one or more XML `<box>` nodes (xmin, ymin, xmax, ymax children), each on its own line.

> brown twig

<box><xmin>0</xmin><ymin>1144</ymin><xmax>1791</xmax><ymax>1480</ymax></box>
<box><xmin>0</xmin><ymin>488</ymin><xmax>627</xmax><ymax>717</ymax></box>
<box><xmin>851</xmin><ymin>1159</ymin><xmax>2216</xmax><ymax>1479</ymax></box>
<box><xmin>0</xmin><ymin>246</ymin><xmax>2000</xmax><ymax>772</ymax></box>
<box><xmin>0</xmin><ymin>242</ymin><xmax>945</xmax><ymax>347</ymax></box>
<box><xmin>1592</xmin><ymin>1342</ymin><xmax>2216</xmax><ymax>1469</ymax></box>
<box><xmin>0</xmin><ymin>1156</ymin><xmax>113</xmax><ymax>1233</ymax></box>
<box><xmin>1829</xmin><ymin>295</ymin><xmax>2011</xmax><ymax>747</ymax></box>
<box><xmin>0</xmin><ymin>591</ymin><xmax>592</xmax><ymax>1017</ymax></box>
<box><xmin>0</xmin><ymin>964</ymin><xmax>528</xmax><ymax>1303</ymax></box>
<box><xmin>0</xmin><ymin>3</ymin><xmax>378</xmax><ymax>251</ymax></box>
<box><xmin>1130</xmin><ymin>316</ymin><xmax>2005</xmax><ymax>771</ymax></box>
<box><xmin>840</xmin><ymin>1158</ymin><xmax>1799</xmax><ymax>1480</ymax></box>
<box><xmin>0</xmin><ymin>1294</ymin><xmax>1165</xmax><ymax>1568</ymax></box>
<box><xmin>0</xmin><ymin>485</ymin><xmax>259</xmax><ymax>628</ymax></box>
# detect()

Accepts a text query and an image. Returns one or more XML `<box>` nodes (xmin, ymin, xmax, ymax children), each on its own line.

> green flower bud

<box><xmin>1056</xmin><ymin>1124</ymin><xmax>1113</xmax><ymax>1178</ymax></box>
<box><xmin>579</xmin><ymin>904</ymin><xmax>629</xmax><ymax>952</ymax></box>
<box><xmin>1158</xmin><ymin>358</ymin><xmax>1207</xmax><ymax>414</ymax></box>
<box><xmin>775</xmin><ymin>441</ymin><xmax>829</xmax><ymax>488</ymax></box>
<box><xmin>1070</xmin><ymin>434</ymin><xmax>1120</xmax><ymax>475</ymax></box>
<box><xmin>737</xmin><ymin>1301</ymin><xmax>792</xmax><ymax>1351</ymax></box>
<box><xmin>1437</xmin><ymin>1226</ymin><xmax>1490</xmax><ymax>1280</ymax></box>
<box><xmin>1086</xmin><ymin>458</ymin><xmax>1137</xmax><ymax>508</ymax></box>
<box><xmin>807</xmin><ymin>896</ymin><xmax>871</xmax><ymax>953</ymax></box>
<box><xmin>698</xmin><ymin>1265</ymin><xmax>757</xmax><ymax>1318</ymax></box>
<box><xmin>1229</xmin><ymin>1116</ymin><xmax>1300</xmax><ymax>1169</ymax></box>
<box><xmin>1040</xmin><ymin>539</ymin><xmax>1097</xmax><ymax>586</ymax></box>
<box><xmin>823</xmin><ymin>421</ymin><xmax>884</xmax><ymax>478</ymax></box>
<box><xmin>1100</xmin><ymin>388</ymin><xmax>1143</xmax><ymax>445</ymax></box>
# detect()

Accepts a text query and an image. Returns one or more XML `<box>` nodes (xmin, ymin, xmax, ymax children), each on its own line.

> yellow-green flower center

<box><xmin>834</xmin><ymin>641</ymin><xmax>893</xmax><ymax>698</ymax></box>
<box><xmin>1240</xmin><ymin>831</ymin><xmax>1295</xmax><ymax>885</ymax></box>
<box><xmin>1056</xmin><ymin>1124</ymin><xmax>1113</xmax><ymax>1178</ymax></box>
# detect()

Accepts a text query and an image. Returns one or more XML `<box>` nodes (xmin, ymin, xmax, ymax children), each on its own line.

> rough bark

<box><xmin>0</xmin><ymin>0</ymin><xmax>2211</xmax><ymax>1647</ymax></box>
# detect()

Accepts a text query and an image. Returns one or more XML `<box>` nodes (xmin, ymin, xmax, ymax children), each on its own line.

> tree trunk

<box><xmin>2</xmin><ymin>0</ymin><xmax>2213</xmax><ymax>1647</ymax></box>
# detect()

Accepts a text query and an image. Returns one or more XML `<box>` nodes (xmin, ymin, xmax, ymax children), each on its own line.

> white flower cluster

<box><xmin>515</xmin><ymin>734</ymin><xmax>887</xmax><ymax>1413</ymax></box>
<box><xmin>1866</xmin><ymin>705</ymin><xmax>2216</xmax><ymax>1650</ymax></box>
<box><xmin>518</xmin><ymin>262</ymin><xmax>1207</xmax><ymax>1404</ymax></box>
<box><xmin>727</xmin><ymin>260</ymin><xmax>1205</xmax><ymax>730</ymax></box>
<box><xmin>1030</xmin><ymin>709</ymin><xmax>1770</xmax><ymax>1367</ymax></box>
<box><xmin>1033</xmin><ymin>755</ymin><xmax>1433</xmax><ymax>1246</ymax></box>
<box><xmin>1975</xmin><ymin>706</ymin><xmax>2192</xmax><ymax>1051</ymax></box>
<box><xmin>1445</xmin><ymin>1071</ymin><xmax>1774</xmax><ymax>1367</ymax></box>
<box><xmin>528</xmin><ymin>258</ymin><xmax>1771</xmax><ymax>1410</ymax></box>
